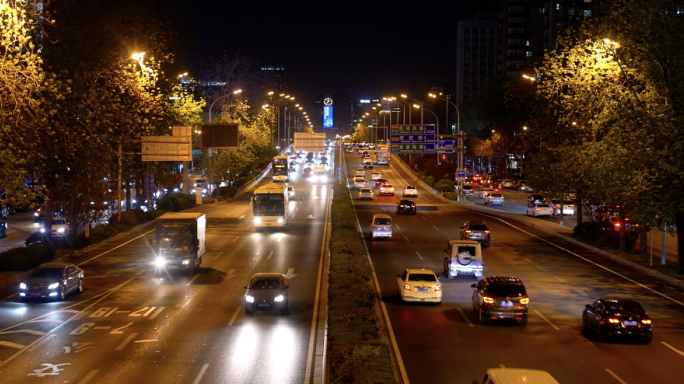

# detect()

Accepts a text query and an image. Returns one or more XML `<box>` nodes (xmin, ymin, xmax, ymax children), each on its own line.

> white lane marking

<box><xmin>134</xmin><ymin>339</ymin><xmax>158</xmax><ymax>343</ymax></box>
<box><xmin>0</xmin><ymin>340</ymin><xmax>25</xmax><ymax>349</ymax></box>
<box><xmin>186</xmin><ymin>274</ymin><xmax>200</xmax><ymax>285</ymax></box>
<box><xmin>226</xmin><ymin>269</ymin><xmax>236</xmax><ymax>280</ymax></box>
<box><xmin>523</xmin><ymin>258</ymin><xmax>533</xmax><ymax>263</ymax></box>
<box><xmin>192</xmin><ymin>364</ymin><xmax>210</xmax><ymax>384</ymax></box>
<box><xmin>421</xmin><ymin>216</ymin><xmax>427</xmax><ymax>221</ymax></box>
<box><xmin>284</xmin><ymin>268</ymin><xmax>297</xmax><ymax>279</ymax></box>
<box><xmin>446</xmin><ymin>237</ymin><xmax>452</xmax><ymax>241</ymax></box>
<box><xmin>533</xmin><ymin>310</ymin><xmax>560</xmax><ymax>330</ymax></box>
<box><xmin>661</xmin><ymin>341</ymin><xmax>684</xmax><ymax>357</ymax></box>
<box><xmin>239</xmin><ymin>215</ymin><xmax>245</xmax><ymax>219</ymax></box>
<box><xmin>500</xmin><ymin>364</ymin><xmax>506</xmax><ymax>369</ymax></box>
<box><xmin>605</xmin><ymin>369</ymin><xmax>628</xmax><ymax>384</ymax></box>
<box><xmin>536</xmin><ymin>266</ymin><xmax>548</xmax><ymax>272</ymax></box>
<box><xmin>395</xmin><ymin>224</ymin><xmax>401</xmax><ymax>230</ymax></box>
<box><xmin>572</xmin><ymin>288</ymin><xmax>587</xmax><ymax>296</ymax></box>
<box><xmin>456</xmin><ymin>307</ymin><xmax>474</xmax><ymax>328</ymax></box>
<box><xmin>78</xmin><ymin>370</ymin><xmax>100</xmax><ymax>384</ymax></box>
<box><xmin>433</xmin><ymin>225</ymin><xmax>439</xmax><ymax>231</ymax></box>
<box><xmin>0</xmin><ymin>329</ymin><xmax>45</xmax><ymax>336</ymax></box>
<box><xmin>93</xmin><ymin>327</ymin><xmax>110</xmax><ymax>330</ymax></box>
<box><xmin>228</xmin><ymin>307</ymin><xmax>241</xmax><ymax>326</ymax></box>
<box><xmin>149</xmin><ymin>307</ymin><xmax>165</xmax><ymax>320</ymax></box>
<box><xmin>553</xmin><ymin>276</ymin><xmax>565</xmax><ymax>282</ymax></box>
<box><xmin>267</xmin><ymin>251</ymin><xmax>274</xmax><ymax>260</ymax></box>
<box><xmin>214</xmin><ymin>251</ymin><xmax>223</xmax><ymax>260</ymax></box>
<box><xmin>404</xmin><ymin>236</ymin><xmax>410</xmax><ymax>243</ymax></box>
<box><xmin>114</xmin><ymin>333</ymin><xmax>138</xmax><ymax>351</ymax></box>
<box><xmin>416</xmin><ymin>252</ymin><xmax>423</xmax><ymax>260</ymax></box>
<box><xmin>78</xmin><ymin>229</ymin><xmax>155</xmax><ymax>266</ymax></box>
<box><xmin>485</xmin><ymin>215</ymin><xmax>684</xmax><ymax>307</ymax></box>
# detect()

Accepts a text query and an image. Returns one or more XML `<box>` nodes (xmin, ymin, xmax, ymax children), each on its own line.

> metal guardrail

<box><xmin>235</xmin><ymin>145</ymin><xmax>293</xmax><ymax>197</ymax></box>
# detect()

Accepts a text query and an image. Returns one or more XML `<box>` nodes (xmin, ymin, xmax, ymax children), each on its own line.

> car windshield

<box><xmin>468</xmin><ymin>225</ymin><xmax>488</xmax><ymax>230</ymax></box>
<box><xmin>249</xmin><ymin>278</ymin><xmax>281</xmax><ymax>289</ymax></box>
<box><xmin>29</xmin><ymin>267</ymin><xmax>63</xmax><ymax>279</ymax></box>
<box><xmin>374</xmin><ymin>218</ymin><xmax>391</xmax><ymax>225</ymax></box>
<box><xmin>53</xmin><ymin>218</ymin><xmax>67</xmax><ymax>225</ymax></box>
<box><xmin>536</xmin><ymin>204</ymin><xmax>550</xmax><ymax>208</ymax></box>
<box><xmin>361</xmin><ymin>189</ymin><xmax>371</xmax><ymax>193</ymax></box>
<box><xmin>408</xmin><ymin>273</ymin><xmax>437</xmax><ymax>282</ymax></box>
<box><xmin>490</xmin><ymin>194</ymin><xmax>502</xmax><ymax>198</ymax></box>
<box><xmin>607</xmin><ymin>302</ymin><xmax>645</xmax><ymax>315</ymax></box>
<box><xmin>487</xmin><ymin>284</ymin><xmax>527</xmax><ymax>297</ymax></box>
<box><xmin>405</xmin><ymin>186</ymin><xmax>415</xmax><ymax>189</ymax></box>
<box><xmin>456</xmin><ymin>246</ymin><xmax>477</xmax><ymax>256</ymax></box>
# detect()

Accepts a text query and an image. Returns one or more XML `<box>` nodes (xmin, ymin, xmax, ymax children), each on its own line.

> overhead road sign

<box><xmin>200</xmin><ymin>124</ymin><xmax>239</xmax><ymax>148</ymax></box>
<box><xmin>390</xmin><ymin>124</ymin><xmax>435</xmax><ymax>154</ymax></box>
<box><xmin>142</xmin><ymin>136</ymin><xmax>192</xmax><ymax>161</ymax></box>
<box><xmin>294</xmin><ymin>132</ymin><xmax>327</xmax><ymax>152</ymax></box>
<box><xmin>390</xmin><ymin>144</ymin><xmax>435</xmax><ymax>153</ymax></box>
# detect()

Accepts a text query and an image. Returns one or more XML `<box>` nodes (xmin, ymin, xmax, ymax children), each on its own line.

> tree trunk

<box><xmin>619</xmin><ymin>208</ymin><xmax>626</xmax><ymax>252</ymax></box>
<box><xmin>640</xmin><ymin>225</ymin><xmax>648</xmax><ymax>259</ymax></box>
<box><xmin>677</xmin><ymin>212</ymin><xmax>684</xmax><ymax>274</ymax></box>
<box><xmin>576</xmin><ymin>190</ymin><xmax>583</xmax><ymax>228</ymax></box>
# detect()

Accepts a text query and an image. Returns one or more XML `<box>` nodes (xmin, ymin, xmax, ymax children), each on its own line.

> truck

<box><xmin>151</xmin><ymin>212</ymin><xmax>206</xmax><ymax>275</ymax></box>
<box><xmin>376</xmin><ymin>144</ymin><xmax>390</xmax><ymax>165</ymax></box>
<box><xmin>443</xmin><ymin>239</ymin><xmax>483</xmax><ymax>279</ymax></box>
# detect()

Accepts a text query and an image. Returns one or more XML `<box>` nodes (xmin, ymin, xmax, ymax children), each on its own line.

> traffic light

<box><xmin>441</xmin><ymin>154</ymin><xmax>446</xmax><ymax>161</ymax></box>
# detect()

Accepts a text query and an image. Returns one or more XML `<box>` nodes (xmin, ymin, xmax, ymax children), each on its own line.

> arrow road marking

<box><xmin>284</xmin><ymin>268</ymin><xmax>297</xmax><ymax>279</ymax></box>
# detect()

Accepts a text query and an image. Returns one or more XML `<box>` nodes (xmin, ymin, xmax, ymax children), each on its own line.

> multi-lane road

<box><xmin>346</xmin><ymin>148</ymin><xmax>684</xmax><ymax>383</ymax></box>
<box><xmin>0</xmin><ymin>156</ymin><xmax>332</xmax><ymax>383</ymax></box>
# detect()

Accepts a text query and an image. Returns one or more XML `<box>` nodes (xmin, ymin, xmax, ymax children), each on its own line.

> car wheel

<box><xmin>478</xmin><ymin>307</ymin><xmax>489</xmax><ymax>324</ymax></box>
<box><xmin>596</xmin><ymin>325</ymin><xmax>607</xmax><ymax>342</ymax></box>
<box><xmin>77</xmin><ymin>279</ymin><xmax>84</xmax><ymax>294</ymax></box>
<box><xmin>519</xmin><ymin>317</ymin><xmax>528</xmax><ymax>325</ymax></box>
<box><xmin>188</xmin><ymin>263</ymin><xmax>195</xmax><ymax>275</ymax></box>
<box><xmin>59</xmin><ymin>285</ymin><xmax>66</xmax><ymax>301</ymax></box>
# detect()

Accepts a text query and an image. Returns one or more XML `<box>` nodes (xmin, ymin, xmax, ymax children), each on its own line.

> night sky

<box><xmin>175</xmin><ymin>1</ymin><xmax>479</xmax><ymax>122</ymax></box>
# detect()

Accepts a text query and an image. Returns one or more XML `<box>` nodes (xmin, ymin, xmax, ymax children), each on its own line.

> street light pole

<box><xmin>430</xmin><ymin>93</ymin><xmax>462</xmax><ymax>201</ymax></box>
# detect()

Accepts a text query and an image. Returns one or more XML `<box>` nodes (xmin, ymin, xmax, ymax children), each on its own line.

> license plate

<box><xmin>623</xmin><ymin>320</ymin><xmax>638</xmax><ymax>326</ymax></box>
<box><xmin>417</xmin><ymin>287</ymin><xmax>428</xmax><ymax>293</ymax></box>
<box><xmin>472</xmin><ymin>233</ymin><xmax>481</xmax><ymax>237</ymax></box>
<box><xmin>258</xmin><ymin>303</ymin><xmax>270</xmax><ymax>308</ymax></box>
<box><xmin>501</xmin><ymin>301</ymin><xmax>513</xmax><ymax>307</ymax></box>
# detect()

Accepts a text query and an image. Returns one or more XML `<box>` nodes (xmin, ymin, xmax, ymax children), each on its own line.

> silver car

<box><xmin>358</xmin><ymin>188</ymin><xmax>374</xmax><ymax>200</ymax></box>
<box><xmin>19</xmin><ymin>262</ymin><xmax>84</xmax><ymax>301</ymax></box>
<box><xmin>369</xmin><ymin>214</ymin><xmax>392</xmax><ymax>240</ymax></box>
<box><xmin>484</xmin><ymin>193</ymin><xmax>504</xmax><ymax>206</ymax></box>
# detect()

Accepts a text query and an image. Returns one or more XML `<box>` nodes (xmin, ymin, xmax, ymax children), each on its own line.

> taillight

<box><xmin>608</xmin><ymin>318</ymin><xmax>620</xmax><ymax>324</ymax></box>
<box><xmin>400</xmin><ymin>205</ymin><xmax>405</xmax><ymax>207</ymax></box>
<box><xmin>614</xmin><ymin>223</ymin><xmax>621</xmax><ymax>227</ymax></box>
<box><xmin>536</xmin><ymin>208</ymin><xmax>541</xmax><ymax>211</ymax></box>
<box><xmin>465</xmin><ymin>229</ymin><xmax>472</xmax><ymax>233</ymax></box>
<box><xmin>520</xmin><ymin>298</ymin><xmax>530</xmax><ymax>305</ymax></box>
<box><xmin>404</xmin><ymin>284</ymin><xmax>411</xmax><ymax>291</ymax></box>
<box><xmin>641</xmin><ymin>319</ymin><xmax>652</xmax><ymax>325</ymax></box>
<box><xmin>483</xmin><ymin>297</ymin><xmax>494</xmax><ymax>304</ymax></box>
<box><xmin>484</xmin><ymin>230</ymin><xmax>490</xmax><ymax>233</ymax></box>
<box><xmin>435</xmin><ymin>285</ymin><xmax>442</xmax><ymax>292</ymax></box>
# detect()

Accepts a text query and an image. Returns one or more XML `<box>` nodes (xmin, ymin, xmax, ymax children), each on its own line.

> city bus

<box><xmin>252</xmin><ymin>183</ymin><xmax>289</xmax><ymax>229</ymax></box>
<box><xmin>272</xmin><ymin>155</ymin><xmax>289</xmax><ymax>182</ymax></box>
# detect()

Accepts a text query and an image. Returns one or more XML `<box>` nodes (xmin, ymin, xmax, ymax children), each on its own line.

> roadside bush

<box><xmin>425</xmin><ymin>175</ymin><xmax>435</xmax><ymax>186</ymax></box>
<box><xmin>435</xmin><ymin>178</ymin><xmax>454</xmax><ymax>192</ymax></box>
<box><xmin>0</xmin><ymin>245</ymin><xmax>55</xmax><ymax>271</ymax></box>
<box><xmin>110</xmin><ymin>211</ymin><xmax>138</xmax><ymax>227</ymax></box>
<box><xmin>156</xmin><ymin>192</ymin><xmax>196</xmax><ymax>211</ymax></box>
<box><xmin>573</xmin><ymin>221</ymin><xmax>638</xmax><ymax>249</ymax></box>
<box><xmin>443</xmin><ymin>192</ymin><xmax>459</xmax><ymax>200</ymax></box>
<box><xmin>212</xmin><ymin>186</ymin><xmax>237</xmax><ymax>198</ymax></box>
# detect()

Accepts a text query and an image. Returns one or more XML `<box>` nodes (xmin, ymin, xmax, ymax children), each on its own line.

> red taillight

<box><xmin>483</xmin><ymin>297</ymin><xmax>494</xmax><ymax>304</ymax></box>
<box><xmin>465</xmin><ymin>229</ymin><xmax>472</xmax><ymax>233</ymax></box>
<box><xmin>404</xmin><ymin>284</ymin><xmax>411</xmax><ymax>291</ymax></box>
<box><xmin>614</xmin><ymin>223</ymin><xmax>621</xmax><ymax>227</ymax></box>
<box><xmin>484</xmin><ymin>230</ymin><xmax>490</xmax><ymax>233</ymax></box>
<box><xmin>520</xmin><ymin>298</ymin><xmax>529</xmax><ymax>305</ymax></box>
<box><xmin>435</xmin><ymin>285</ymin><xmax>442</xmax><ymax>292</ymax></box>
<box><xmin>642</xmin><ymin>319</ymin><xmax>652</xmax><ymax>325</ymax></box>
<box><xmin>536</xmin><ymin>208</ymin><xmax>541</xmax><ymax>211</ymax></box>
<box><xmin>608</xmin><ymin>318</ymin><xmax>620</xmax><ymax>324</ymax></box>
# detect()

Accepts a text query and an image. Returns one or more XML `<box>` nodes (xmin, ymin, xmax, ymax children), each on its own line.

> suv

<box><xmin>528</xmin><ymin>194</ymin><xmax>545</xmax><ymax>206</ymax></box>
<box><xmin>471</xmin><ymin>276</ymin><xmax>529</xmax><ymax>325</ymax></box>
<box><xmin>460</xmin><ymin>221</ymin><xmax>491</xmax><ymax>247</ymax></box>
<box><xmin>369</xmin><ymin>214</ymin><xmax>392</xmax><ymax>240</ymax></box>
<box><xmin>443</xmin><ymin>240</ymin><xmax>483</xmax><ymax>279</ymax></box>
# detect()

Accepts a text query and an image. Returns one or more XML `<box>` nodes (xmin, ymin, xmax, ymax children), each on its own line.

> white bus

<box><xmin>252</xmin><ymin>183</ymin><xmax>289</xmax><ymax>229</ymax></box>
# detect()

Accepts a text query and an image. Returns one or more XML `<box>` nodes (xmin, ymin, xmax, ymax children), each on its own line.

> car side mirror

<box><xmin>470</xmin><ymin>284</ymin><xmax>476</xmax><ymax>288</ymax></box>
<box><xmin>243</xmin><ymin>285</ymin><xmax>248</xmax><ymax>289</ymax></box>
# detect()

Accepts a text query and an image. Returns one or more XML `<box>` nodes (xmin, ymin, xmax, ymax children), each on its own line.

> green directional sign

<box><xmin>391</xmin><ymin>144</ymin><xmax>435</xmax><ymax>153</ymax></box>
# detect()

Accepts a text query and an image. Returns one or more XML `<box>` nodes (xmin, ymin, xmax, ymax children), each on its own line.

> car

<box><xmin>194</xmin><ymin>179</ymin><xmax>207</xmax><ymax>188</ymax></box>
<box><xmin>0</xmin><ymin>205</ymin><xmax>8</xmax><ymax>219</ymax></box>
<box><xmin>287</xmin><ymin>186</ymin><xmax>295</xmax><ymax>198</ymax></box>
<box><xmin>346</xmin><ymin>147</ymin><xmax>354</xmax><ymax>153</ymax></box>
<box><xmin>353</xmin><ymin>176</ymin><xmax>366</xmax><ymax>189</ymax></box>
<box><xmin>369</xmin><ymin>213</ymin><xmax>392</xmax><ymax>240</ymax></box>
<box><xmin>40</xmin><ymin>217</ymin><xmax>69</xmax><ymax>237</ymax></box>
<box><xmin>460</xmin><ymin>221</ymin><xmax>491</xmax><ymax>247</ymax></box>
<box><xmin>443</xmin><ymin>240</ymin><xmax>483</xmax><ymax>279</ymax></box>
<box><xmin>471</xmin><ymin>276</ymin><xmax>529</xmax><ymax>324</ymax></box>
<box><xmin>302</xmin><ymin>168</ymin><xmax>312</xmax><ymax>177</ymax></box>
<box><xmin>0</xmin><ymin>221</ymin><xmax>7</xmax><ymax>237</ymax></box>
<box><xmin>402</xmin><ymin>185</ymin><xmax>418</xmax><ymax>197</ymax></box>
<box><xmin>34</xmin><ymin>204</ymin><xmax>46</xmax><ymax>222</ymax></box>
<box><xmin>463</xmin><ymin>184</ymin><xmax>474</xmax><ymax>196</ymax></box>
<box><xmin>501</xmin><ymin>179</ymin><xmax>515</xmax><ymax>189</ymax></box>
<box><xmin>371</xmin><ymin>172</ymin><xmax>382</xmax><ymax>181</ymax></box>
<box><xmin>375</xmin><ymin>178</ymin><xmax>388</xmax><ymax>188</ymax></box>
<box><xmin>484</xmin><ymin>193</ymin><xmax>504</xmax><ymax>206</ymax></box>
<box><xmin>396</xmin><ymin>199</ymin><xmax>416</xmax><ymax>214</ymax></box>
<box><xmin>481</xmin><ymin>188</ymin><xmax>495</xmax><ymax>198</ymax></box>
<box><xmin>364</xmin><ymin>162</ymin><xmax>374</xmax><ymax>170</ymax></box>
<box><xmin>379</xmin><ymin>184</ymin><xmax>395</xmax><ymax>196</ymax></box>
<box><xmin>582</xmin><ymin>298</ymin><xmax>652</xmax><ymax>343</ymax></box>
<box><xmin>358</xmin><ymin>188</ymin><xmax>374</xmax><ymax>200</ymax></box>
<box><xmin>19</xmin><ymin>262</ymin><xmax>84</xmax><ymax>301</ymax></box>
<box><xmin>243</xmin><ymin>273</ymin><xmax>289</xmax><ymax>315</ymax></box>
<box><xmin>355</xmin><ymin>168</ymin><xmax>365</xmax><ymax>177</ymax></box>
<box><xmin>608</xmin><ymin>216</ymin><xmax>639</xmax><ymax>232</ymax></box>
<box><xmin>549</xmin><ymin>199</ymin><xmax>574</xmax><ymax>215</ymax></box>
<box><xmin>518</xmin><ymin>181</ymin><xmax>533</xmax><ymax>192</ymax></box>
<box><xmin>305</xmin><ymin>159</ymin><xmax>315</xmax><ymax>167</ymax></box>
<box><xmin>396</xmin><ymin>269</ymin><xmax>442</xmax><ymax>304</ymax></box>
<box><xmin>527</xmin><ymin>203</ymin><xmax>553</xmax><ymax>217</ymax></box>
<box><xmin>528</xmin><ymin>194</ymin><xmax>546</xmax><ymax>206</ymax></box>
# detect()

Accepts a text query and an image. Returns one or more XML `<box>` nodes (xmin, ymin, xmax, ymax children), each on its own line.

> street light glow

<box><xmin>233</xmin><ymin>89</ymin><xmax>242</xmax><ymax>94</ymax></box>
<box><xmin>131</xmin><ymin>52</ymin><xmax>145</xmax><ymax>61</ymax></box>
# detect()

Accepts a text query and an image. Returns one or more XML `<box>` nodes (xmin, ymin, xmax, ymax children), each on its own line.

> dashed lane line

<box><xmin>416</xmin><ymin>252</ymin><xmax>423</xmax><ymax>260</ymax></box>
<box><xmin>661</xmin><ymin>341</ymin><xmax>684</xmax><ymax>357</ymax></box>
<box><xmin>186</xmin><ymin>274</ymin><xmax>200</xmax><ymax>285</ymax></box>
<box><xmin>192</xmin><ymin>364</ymin><xmax>210</xmax><ymax>384</ymax></box>
<box><xmin>456</xmin><ymin>307</ymin><xmax>475</xmax><ymax>328</ymax></box>
<box><xmin>605</xmin><ymin>369</ymin><xmax>628</xmax><ymax>384</ymax></box>
<box><xmin>228</xmin><ymin>307</ymin><xmax>241</xmax><ymax>326</ymax></box>
<box><xmin>533</xmin><ymin>309</ymin><xmax>560</xmax><ymax>330</ymax></box>
<box><xmin>404</xmin><ymin>236</ymin><xmax>410</xmax><ymax>243</ymax></box>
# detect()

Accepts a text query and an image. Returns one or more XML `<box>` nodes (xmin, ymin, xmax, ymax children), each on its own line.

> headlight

<box><xmin>245</xmin><ymin>295</ymin><xmax>255</xmax><ymax>303</ymax></box>
<box><xmin>48</xmin><ymin>283</ymin><xmax>60</xmax><ymax>290</ymax></box>
<box><xmin>254</xmin><ymin>218</ymin><xmax>262</xmax><ymax>224</ymax></box>
<box><xmin>154</xmin><ymin>257</ymin><xmax>166</xmax><ymax>268</ymax></box>
<box><xmin>182</xmin><ymin>260</ymin><xmax>190</xmax><ymax>265</ymax></box>
<box><xmin>277</xmin><ymin>218</ymin><xmax>284</xmax><ymax>224</ymax></box>
<box><xmin>19</xmin><ymin>283</ymin><xmax>26</xmax><ymax>290</ymax></box>
<box><xmin>34</xmin><ymin>212</ymin><xmax>39</xmax><ymax>217</ymax></box>
<box><xmin>57</xmin><ymin>228</ymin><xmax>65</xmax><ymax>233</ymax></box>
<box><xmin>40</xmin><ymin>228</ymin><xmax>46</xmax><ymax>233</ymax></box>
<box><xmin>274</xmin><ymin>295</ymin><xmax>284</xmax><ymax>302</ymax></box>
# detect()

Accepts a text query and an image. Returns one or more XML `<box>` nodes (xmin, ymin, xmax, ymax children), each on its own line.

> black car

<box><xmin>0</xmin><ymin>221</ymin><xmax>6</xmax><ymax>237</ymax></box>
<box><xmin>528</xmin><ymin>194</ymin><xmax>545</xmax><ymax>206</ymax></box>
<box><xmin>19</xmin><ymin>262</ymin><xmax>84</xmax><ymax>301</ymax></box>
<box><xmin>460</xmin><ymin>221</ymin><xmax>491</xmax><ymax>247</ymax></box>
<box><xmin>582</xmin><ymin>298</ymin><xmax>653</xmax><ymax>343</ymax></box>
<box><xmin>375</xmin><ymin>178</ymin><xmax>388</xmax><ymax>188</ymax></box>
<box><xmin>471</xmin><ymin>276</ymin><xmax>529</xmax><ymax>325</ymax></box>
<box><xmin>244</xmin><ymin>273</ymin><xmax>289</xmax><ymax>315</ymax></box>
<box><xmin>396</xmin><ymin>199</ymin><xmax>416</xmax><ymax>214</ymax></box>
<box><xmin>364</xmin><ymin>162</ymin><xmax>374</xmax><ymax>170</ymax></box>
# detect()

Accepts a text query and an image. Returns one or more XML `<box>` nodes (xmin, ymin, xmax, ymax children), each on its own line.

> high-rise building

<box><xmin>455</xmin><ymin>19</ymin><xmax>500</xmax><ymax>106</ymax></box>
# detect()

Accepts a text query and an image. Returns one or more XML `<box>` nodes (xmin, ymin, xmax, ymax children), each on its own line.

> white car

<box><xmin>287</xmin><ymin>186</ymin><xmax>295</xmax><ymax>198</ymax></box>
<box><xmin>358</xmin><ymin>188</ymin><xmax>374</xmax><ymax>200</ymax></box>
<box><xmin>402</xmin><ymin>185</ymin><xmax>418</xmax><ymax>197</ymax></box>
<box><xmin>396</xmin><ymin>269</ymin><xmax>442</xmax><ymax>304</ymax></box>
<box><xmin>481</xmin><ymin>188</ymin><xmax>496</xmax><ymax>198</ymax></box>
<box><xmin>370</xmin><ymin>214</ymin><xmax>392</xmax><ymax>240</ymax></box>
<box><xmin>527</xmin><ymin>203</ymin><xmax>553</xmax><ymax>217</ymax></box>
<box><xmin>501</xmin><ymin>179</ymin><xmax>515</xmax><ymax>189</ymax></box>
<box><xmin>353</xmin><ymin>176</ymin><xmax>366</xmax><ymax>189</ymax></box>
<box><xmin>355</xmin><ymin>168</ymin><xmax>365</xmax><ymax>177</ymax></box>
<box><xmin>484</xmin><ymin>193</ymin><xmax>504</xmax><ymax>206</ymax></box>
<box><xmin>371</xmin><ymin>172</ymin><xmax>382</xmax><ymax>181</ymax></box>
<box><xmin>41</xmin><ymin>217</ymin><xmax>69</xmax><ymax>237</ymax></box>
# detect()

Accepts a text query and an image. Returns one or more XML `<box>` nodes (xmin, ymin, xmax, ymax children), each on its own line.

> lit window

<box><xmin>526</xmin><ymin>51</ymin><xmax>533</xmax><ymax>57</ymax></box>
<box><xmin>584</xmin><ymin>10</ymin><xmax>592</xmax><ymax>17</ymax></box>
<box><xmin>556</xmin><ymin>4</ymin><xmax>560</xmax><ymax>10</ymax></box>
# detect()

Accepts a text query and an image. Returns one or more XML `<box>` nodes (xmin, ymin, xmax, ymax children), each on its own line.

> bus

<box><xmin>252</xmin><ymin>183</ymin><xmax>289</xmax><ymax>229</ymax></box>
<box><xmin>272</xmin><ymin>155</ymin><xmax>289</xmax><ymax>182</ymax></box>
<box><xmin>377</xmin><ymin>145</ymin><xmax>390</xmax><ymax>165</ymax></box>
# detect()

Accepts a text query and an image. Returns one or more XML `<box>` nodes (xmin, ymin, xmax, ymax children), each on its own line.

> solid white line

<box><xmin>536</xmin><ymin>266</ymin><xmax>548</xmax><ymax>272</ymax></box>
<box><xmin>661</xmin><ymin>341</ymin><xmax>684</xmax><ymax>357</ymax></box>
<box><xmin>533</xmin><ymin>310</ymin><xmax>560</xmax><ymax>330</ymax></box>
<box><xmin>404</xmin><ymin>236</ymin><xmax>410</xmax><ymax>243</ymax></box>
<box><xmin>228</xmin><ymin>307</ymin><xmax>241</xmax><ymax>326</ymax></box>
<box><xmin>267</xmin><ymin>251</ymin><xmax>274</xmax><ymax>260</ymax></box>
<box><xmin>192</xmin><ymin>364</ymin><xmax>210</xmax><ymax>384</ymax></box>
<box><xmin>553</xmin><ymin>276</ymin><xmax>565</xmax><ymax>282</ymax></box>
<box><xmin>416</xmin><ymin>252</ymin><xmax>423</xmax><ymax>260</ymax></box>
<box><xmin>78</xmin><ymin>229</ymin><xmax>155</xmax><ymax>266</ymax></box>
<box><xmin>457</xmin><ymin>307</ymin><xmax>475</xmax><ymax>328</ymax></box>
<box><xmin>484</xmin><ymin>215</ymin><xmax>684</xmax><ymax>307</ymax></box>
<box><xmin>114</xmin><ymin>333</ymin><xmax>138</xmax><ymax>351</ymax></box>
<box><xmin>78</xmin><ymin>370</ymin><xmax>100</xmax><ymax>384</ymax></box>
<box><xmin>186</xmin><ymin>274</ymin><xmax>200</xmax><ymax>285</ymax></box>
<box><xmin>605</xmin><ymin>369</ymin><xmax>628</xmax><ymax>384</ymax></box>
<box><xmin>133</xmin><ymin>339</ymin><xmax>158</xmax><ymax>343</ymax></box>
<box><xmin>523</xmin><ymin>258</ymin><xmax>533</xmax><ymax>263</ymax></box>
<box><xmin>213</xmin><ymin>251</ymin><xmax>223</xmax><ymax>260</ymax></box>
<box><xmin>433</xmin><ymin>225</ymin><xmax>439</xmax><ymax>231</ymax></box>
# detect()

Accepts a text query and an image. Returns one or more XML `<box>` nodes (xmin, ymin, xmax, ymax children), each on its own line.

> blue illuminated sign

<box><xmin>323</xmin><ymin>106</ymin><xmax>333</xmax><ymax>128</ymax></box>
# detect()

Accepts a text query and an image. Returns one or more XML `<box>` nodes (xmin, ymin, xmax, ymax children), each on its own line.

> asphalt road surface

<box><xmin>346</xmin><ymin>148</ymin><xmax>684</xmax><ymax>384</ymax></box>
<box><xmin>0</xmin><ymin>153</ymin><xmax>332</xmax><ymax>383</ymax></box>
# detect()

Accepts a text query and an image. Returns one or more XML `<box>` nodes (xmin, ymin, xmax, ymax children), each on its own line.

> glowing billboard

<box><xmin>323</xmin><ymin>105</ymin><xmax>333</xmax><ymax>128</ymax></box>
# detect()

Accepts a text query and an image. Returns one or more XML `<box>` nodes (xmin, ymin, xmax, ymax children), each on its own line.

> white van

<box><xmin>474</xmin><ymin>368</ymin><xmax>559</xmax><ymax>384</ymax></box>
<box><xmin>369</xmin><ymin>214</ymin><xmax>392</xmax><ymax>240</ymax></box>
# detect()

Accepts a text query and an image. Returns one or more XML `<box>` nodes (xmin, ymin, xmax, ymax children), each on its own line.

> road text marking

<box><xmin>149</xmin><ymin>307</ymin><xmax>165</xmax><ymax>320</ymax></box>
